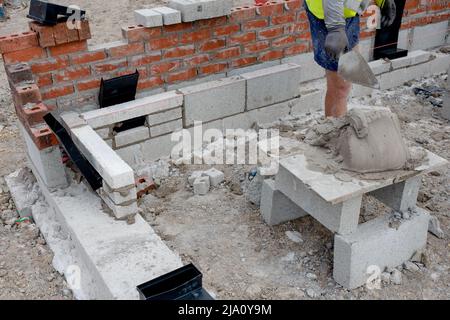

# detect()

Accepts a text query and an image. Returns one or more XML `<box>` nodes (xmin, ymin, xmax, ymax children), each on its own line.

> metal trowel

<box><xmin>338</xmin><ymin>50</ymin><xmax>380</xmax><ymax>89</ymax></box>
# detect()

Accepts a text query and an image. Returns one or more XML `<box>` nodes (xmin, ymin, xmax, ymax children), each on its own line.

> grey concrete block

<box><xmin>102</xmin><ymin>182</ymin><xmax>137</xmax><ymax>205</ymax></box>
<box><xmin>150</xmin><ymin>119</ymin><xmax>182</xmax><ymax>137</ymax></box>
<box><xmin>390</xmin><ymin>50</ymin><xmax>432</xmax><ymax>70</ymax></box>
<box><xmin>260</xmin><ymin>179</ymin><xmax>308</xmax><ymax>226</ymax></box>
<box><xmin>95</xmin><ymin>127</ymin><xmax>111</xmax><ymax>140</ymax></box>
<box><xmin>19</xmin><ymin>122</ymin><xmax>68</xmax><ymax>189</ymax></box>
<box><xmin>275</xmin><ymin>163</ymin><xmax>362</xmax><ymax>235</ymax></box>
<box><xmin>369</xmin><ymin>59</ymin><xmax>392</xmax><ymax>75</ymax></box>
<box><xmin>152</xmin><ymin>6</ymin><xmax>182</xmax><ymax>25</ymax></box>
<box><xmin>179</xmin><ymin>76</ymin><xmax>246</xmax><ymax>127</ymax></box>
<box><xmin>193</xmin><ymin>176</ymin><xmax>210</xmax><ymax>195</ymax></box>
<box><xmin>333</xmin><ymin>208</ymin><xmax>430</xmax><ymax>289</ymax></box>
<box><xmin>378</xmin><ymin>62</ymin><xmax>429</xmax><ymax>90</ymax></box>
<box><xmin>134</xmin><ymin>9</ymin><xmax>163</xmax><ymax>27</ymax></box>
<box><xmin>166</xmin><ymin>73</ymin><xmax>225</xmax><ymax>91</ymax></box>
<box><xmin>168</xmin><ymin>0</ymin><xmax>232</xmax><ymax>22</ymax></box>
<box><xmin>291</xmin><ymin>89</ymin><xmax>324</xmax><ymax>115</ymax></box>
<box><xmin>100</xmin><ymin>192</ymin><xmax>139</xmax><ymax>220</ymax></box>
<box><xmin>115</xmin><ymin>143</ymin><xmax>144</xmax><ymax>167</ymax></box>
<box><xmin>202</xmin><ymin>168</ymin><xmax>224</xmax><ymax>187</ymax></box>
<box><xmin>60</xmin><ymin>111</ymin><xmax>87</xmax><ymax>131</ymax></box>
<box><xmin>188</xmin><ymin>171</ymin><xmax>204</xmax><ymax>186</ymax></box>
<box><xmin>147</xmin><ymin>107</ymin><xmax>182</xmax><ymax>126</ymax></box>
<box><xmin>369</xmin><ymin>176</ymin><xmax>420</xmax><ymax>213</ymax></box>
<box><xmin>281</xmin><ymin>52</ymin><xmax>325</xmax><ymax>82</ymax></box>
<box><xmin>241</xmin><ymin>63</ymin><xmax>302</xmax><ymax>110</ymax></box>
<box><xmin>141</xmin><ymin>133</ymin><xmax>178</xmax><ymax>162</ymax></box>
<box><xmin>411</xmin><ymin>21</ymin><xmax>448</xmax><ymax>50</ymax></box>
<box><xmin>114</xmin><ymin>126</ymin><xmax>150</xmax><ymax>148</ymax></box>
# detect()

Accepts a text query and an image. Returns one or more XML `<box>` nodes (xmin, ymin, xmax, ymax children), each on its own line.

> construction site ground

<box><xmin>0</xmin><ymin>1</ymin><xmax>448</xmax><ymax>300</ymax></box>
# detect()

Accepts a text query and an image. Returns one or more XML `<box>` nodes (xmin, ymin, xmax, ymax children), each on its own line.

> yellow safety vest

<box><xmin>305</xmin><ymin>0</ymin><xmax>386</xmax><ymax>20</ymax></box>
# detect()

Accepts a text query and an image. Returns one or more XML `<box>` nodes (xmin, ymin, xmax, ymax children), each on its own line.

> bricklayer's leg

<box><xmin>333</xmin><ymin>207</ymin><xmax>430</xmax><ymax>289</ymax></box>
<box><xmin>369</xmin><ymin>176</ymin><xmax>421</xmax><ymax>213</ymax></box>
<box><xmin>275</xmin><ymin>165</ymin><xmax>362</xmax><ymax>235</ymax></box>
<box><xmin>260</xmin><ymin>179</ymin><xmax>308</xmax><ymax>226</ymax></box>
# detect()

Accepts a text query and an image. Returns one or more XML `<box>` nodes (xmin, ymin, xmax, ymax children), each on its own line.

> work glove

<box><xmin>324</xmin><ymin>26</ymin><xmax>349</xmax><ymax>61</ymax></box>
<box><xmin>380</xmin><ymin>0</ymin><xmax>397</xmax><ymax>28</ymax></box>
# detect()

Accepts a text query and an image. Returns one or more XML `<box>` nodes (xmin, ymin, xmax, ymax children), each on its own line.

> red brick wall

<box><xmin>1</xmin><ymin>0</ymin><xmax>449</xmax><ymax>149</ymax></box>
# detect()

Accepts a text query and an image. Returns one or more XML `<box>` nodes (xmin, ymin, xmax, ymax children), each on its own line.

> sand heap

<box><xmin>305</xmin><ymin>107</ymin><xmax>411</xmax><ymax>173</ymax></box>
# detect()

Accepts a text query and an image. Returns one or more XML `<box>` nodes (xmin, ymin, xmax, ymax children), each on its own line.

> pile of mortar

<box><xmin>304</xmin><ymin>107</ymin><xmax>427</xmax><ymax>175</ymax></box>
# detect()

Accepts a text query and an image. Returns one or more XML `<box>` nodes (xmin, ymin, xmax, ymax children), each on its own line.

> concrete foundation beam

<box><xmin>241</xmin><ymin>63</ymin><xmax>302</xmax><ymax>110</ymax></box>
<box><xmin>274</xmin><ymin>163</ymin><xmax>362</xmax><ymax>235</ymax></box>
<box><xmin>333</xmin><ymin>208</ymin><xmax>430</xmax><ymax>289</ymax></box>
<box><xmin>369</xmin><ymin>176</ymin><xmax>421</xmax><ymax>213</ymax></box>
<box><xmin>260</xmin><ymin>179</ymin><xmax>308</xmax><ymax>226</ymax></box>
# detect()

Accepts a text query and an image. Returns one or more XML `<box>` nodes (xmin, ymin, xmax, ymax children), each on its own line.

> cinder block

<box><xmin>188</xmin><ymin>171</ymin><xmax>204</xmax><ymax>186</ymax></box>
<box><xmin>150</xmin><ymin>119</ymin><xmax>182</xmax><ymax>137</ymax></box>
<box><xmin>275</xmin><ymin>162</ymin><xmax>362</xmax><ymax>235</ymax></box>
<box><xmin>411</xmin><ymin>21</ymin><xmax>448</xmax><ymax>51</ymax></box>
<box><xmin>241</xmin><ymin>63</ymin><xmax>302</xmax><ymax>110</ymax></box>
<box><xmin>152</xmin><ymin>6</ymin><xmax>181</xmax><ymax>25</ymax></box>
<box><xmin>81</xmin><ymin>91</ymin><xmax>183</xmax><ymax>129</ymax></box>
<box><xmin>19</xmin><ymin>122</ymin><xmax>68</xmax><ymax>189</ymax></box>
<box><xmin>260</xmin><ymin>179</ymin><xmax>308</xmax><ymax>226</ymax></box>
<box><xmin>291</xmin><ymin>89</ymin><xmax>324</xmax><ymax>115</ymax></box>
<box><xmin>179</xmin><ymin>76</ymin><xmax>246</xmax><ymax>127</ymax></box>
<box><xmin>100</xmin><ymin>192</ymin><xmax>138</xmax><ymax>219</ymax></box>
<box><xmin>114</xmin><ymin>126</ymin><xmax>150</xmax><ymax>148</ymax></box>
<box><xmin>390</xmin><ymin>50</ymin><xmax>432</xmax><ymax>70</ymax></box>
<box><xmin>369</xmin><ymin>59</ymin><xmax>392</xmax><ymax>75</ymax></box>
<box><xmin>134</xmin><ymin>9</ymin><xmax>163</xmax><ymax>28</ymax></box>
<box><xmin>101</xmin><ymin>181</ymin><xmax>137</xmax><ymax>205</ymax></box>
<box><xmin>147</xmin><ymin>107</ymin><xmax>182</xmax><ymax>126</ymax></box>
<box><xmin>193</xmin><ymin>176</ymin><xmax>210</xmax><ymax>195</ymax></box>
<box><xmin>281</xmin><ymin>52</ymin><xmax>325</xmax><ymax>82</ymax></box>
<box><xmin>70</xmin><ymin>125</ymin><xmax>135</xmax><ymax>189</ymax></box>
<box><xmin>369</xmin><ymin>176</ymin><xmax>420</xmax><ymax>213</ymax></box>
<box><xmin>168</xmin><ymin>0</ymin><xmax>232</xmax><ymax>22</ymax></box>
<box><xmin>202</xmin><ymin>168</ymin><xmax>224</xmax><ymax>187</ymax></box>
<box><xmin>378</xmin><ymin>62</ymin><xmax>429</xmax><ymax>90</ymax></box>
<box><xmin>333</xmin><ymin>208</ymin><xmax>430</xmax><ymax>289</ymax></box>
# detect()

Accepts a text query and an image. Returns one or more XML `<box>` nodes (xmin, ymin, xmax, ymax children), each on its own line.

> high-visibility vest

<box><xmin>305</xmin><ymin>0</ymin><xmax>386</xmax><ymax>20</ymax></box>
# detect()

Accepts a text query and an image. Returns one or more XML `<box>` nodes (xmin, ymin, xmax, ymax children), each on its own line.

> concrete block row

<box><xmin>168</xmin><ymin>0</ymin><xmax>232</xmax><ymax>22</ymax></box>
<box><xmin>114</xmin><ymin>126</ymin><xmax>150</xmax><ymax>148</ymax></box>
<box><xmin>147</xmin><ymin>107</ymin><xmax>182</xmax><ymax>126</ymax></box>
<box><xmin>150</xmin><ymin>118</ymin><xmax>183</xmax><ymax>137</ymax></box>
<box><xmin>334</xmin><ymin>208</ymin><xmax>430</xmax><ymax>289</ymax></box>
<box><xmin>134</xmin><ymin>6</ymin><xmax>181</xmax><ymax>27</ymax></box>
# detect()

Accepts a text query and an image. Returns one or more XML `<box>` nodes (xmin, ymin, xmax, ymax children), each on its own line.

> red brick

<box><xmin>116</xmin><ymin>67</ymin><xmax>148</xmax><ymax>78</ymax></box>
<box><xmin>259</xmin><ymin>49</ymin><xmax>284</xmax><ymax>61</ymax></box>
<box><xmin>284</xmin><ymin>43</ymin><xmax>309</xmax><ymax>55</ymax></box>
<box><xmin>184</xmin><ymin>54</ymin><xmax>210</xmax><ymax>67</ymax></box>
<box><xmin>242</xmin><ymin>19</ymin><xmax>269</xmax><ymax>30</ymax></box>
<box><xmin>29</xmin><ymin>22</ymin><xmax>56</xmax><ymax>47</ymax></box>
<box><xmin>163</xmin><ymin>45</ymin><xmax>195</xmax><ymax>58</ymax></box>
<box><xmin>272</xmin><ymin>35</ymin><xmax>296</xmax><ymax>47</ymax></box>
<box><xmin>271</xmin><ymin>13</ymin><xmax>296</xmax><ymax>25</ymax></box>
<box><xmin>0</xmin><ymin>32</ymin><xmax>38</xmax><ymax>54</ymax></box>
<box><xmin>200</xmin><ymin>63</ymin><xmax>227</xmax><ymax>75</ymax></box>
<box><xmin>213</xmin><ymin>47</ymin><xmax>241</xmax><ymax>60</ymax></box>
<box><xmin>3</xmin><ymin>47</ymin><xmax>47</xmax><ymax>64</ymax></box>
<box><xmin>77</xmin><ymin>20</ymin><xmax>92</xmax><ymax>40</ymax></box>
<box><xmin>71</xmin><ymin>51</ymin><xmax>106</xmax><ymax>64</ymax></box>
<box><xmin>229</xmin><ymin>7</ymin><xmax>256</xmax><ymax>22</ymax></box>
<box><xmin>258</xmin><ymin>26</ymin><xmax>284</xmax><ymax>39</ymax></box>
<box><xmin>256</xmin><ymin>2</ymin><xmax>284</xmax><ymax>16</ymax></box>
<box><xmin>199</xmin><ymin>39</ymin><xmax>226</xmax><ymax>52</ymax></box>
<box><xmin>30</xmin><ymin>125</ymin><xmax>59</xmax><ymax>150</ymax></box>
<box><xmin>77</xmin><ymin>78</ymin><xmax>101</xmax><ymax>91</ymax></box>
<box><xmin>137</xmin><ymin>76</ymin><xmax>164</xmax><ymax>90</ymax></box>
<box><xmin>244</xmin><ymin>41</ymin><xmax>270</xmax><ymax>53</ymax></box>
<box><xmin>21</xmin><ymin>102</ymin><xmax>49</xmax><ymax>126</ymax></box>
<box><xmin>53</xmin><ymin>22</ymin><xmax>72</xmax><ymax>45</ymax></box>
<box><xmin>41</xmin><ymin>85</ymin><xmax>74</xmax><ymax>100</ymax></box>
<box><xmin>197</xmin><ymin>16</ymin><xmax>228</xmax><ymax>27</ymax></box>
<box><xmin>5</xmin><ymin>63</ymin><xmax>33</xmax><ymax>85</ymax></box>
<box><xmin>14</xmin><ymin>83</ymin><xmax>42</xmax><ymax>106</ymax></box>
<box><xmin>229</xmin><ymin>56</ymin><xmax>257</xmax><ymax>68</ymax></box>
<box><xmin>36</xmin><ymin>74</ymin><xmax>53</xmax><ymax>87</ymax></box>
<box><xmin>129</xmin><ymin>52</ymin><xmax>161</xmax><ymax>66</ymax></box>
<box><xmin>54</xmin><ymin>66</ymin><xmax>91</xmax><ymax>82</ymax></box>
<box><xmin>213</xmin><ymin>24</ymin><xmax>240</xmax><ymax>36</ymax></box>
<box><xmin>284</xmin><ymin>0</ymin><xmax>302</xmax><ymax>11</ymax></box>
<box><xmin>122</xmin><ymin>25</ymin><xmax>162</xmax><ymax>42</ymax></box>
<box><xmin>180</xmin><ymin>30</ymin><xmax>211</xmax><ymax>44</ymax></box>
<box><xmin>288</xmin><ymin>21</ymin><xmax>310</xmax><ymax>33</ymax></box>
<box><xmin>163</xmin><ymin>22</ymin><xmax>193</xmax><ymax>33</ymax></box>
<box><xmin>49</xmin><ymin>41</ymin><xmax>88</xmax><ymax>56</ymax></box>
<box><xmin>148</xmin><ymin>35</ymin><xmax>179</xmax><ymax>50</ymax></box>
<box><xmin>109</xmin><ymin>42</ymin><xmax>144</xmax><ymax>58</ymax></box>
<box><xmin>166</xmin><ymin>68</ymin><xmax>197</xmax><ymax>83</ymax></box>
<box><xmin>150</xmin><ymin>61</ymin><xmax>182</xmax><ymax>75</ymax></box>
<box><xmin>228</xmin><ymin>32</ymin><xmax>256</xmax><ymax>45</ymax></box>
<box><xmin>93</xmin><ymin>59</ymin><xmax>127</xmax><ymax>73</ymax></box>
<box><xmin>31</xmin><ymin>57</ymin><xmax>69</xmax><ymax>73</ymax></box>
